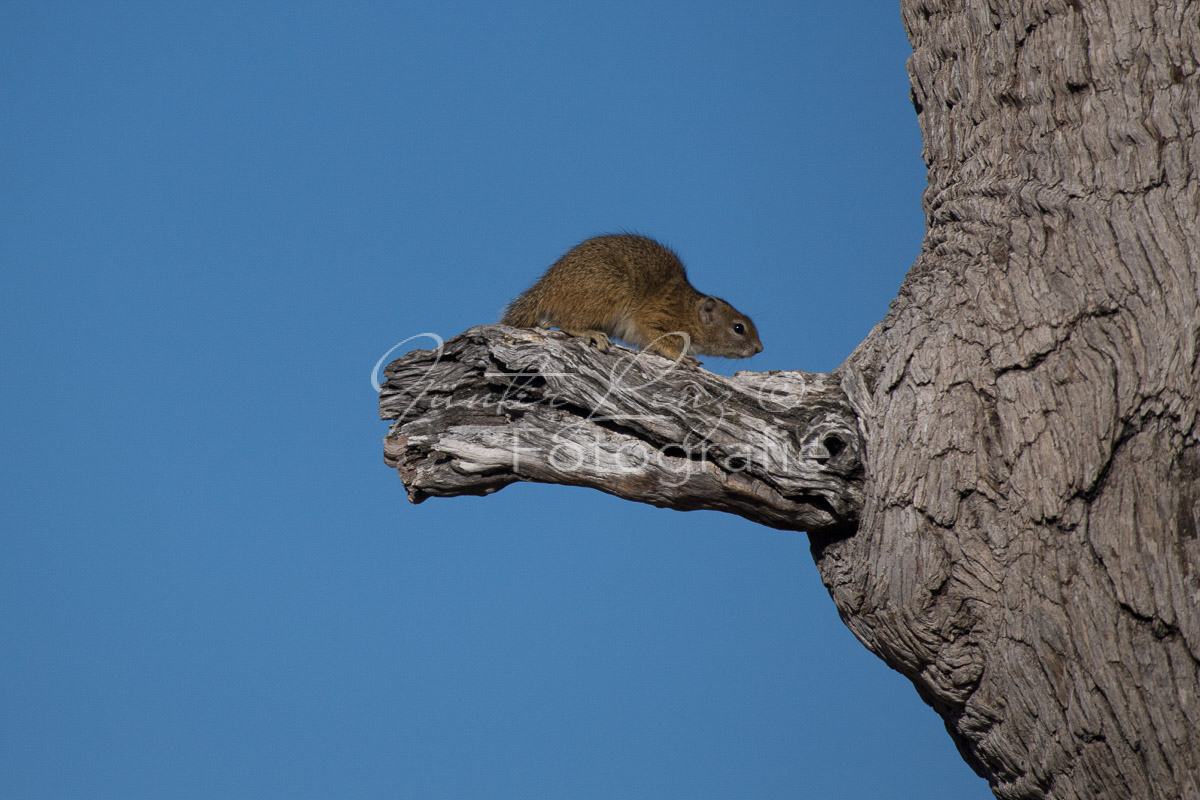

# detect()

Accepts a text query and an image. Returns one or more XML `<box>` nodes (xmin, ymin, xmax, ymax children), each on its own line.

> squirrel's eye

<box><xmin>733</xmin><ymin>322</ymin><xmax>746</xmax><ymax>335</ymax></box>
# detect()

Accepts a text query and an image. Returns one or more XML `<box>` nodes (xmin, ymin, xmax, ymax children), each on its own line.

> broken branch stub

<box><xmin>380</xmin><ymin>325</ymin><xmax>863</xmax><ymax>534</ymax></box>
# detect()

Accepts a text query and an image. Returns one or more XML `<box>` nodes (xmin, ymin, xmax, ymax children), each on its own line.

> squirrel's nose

<box><xmin>755</xmin><ymin>342</ymin><xmax>763</xmax><ymax>354</ymax></box>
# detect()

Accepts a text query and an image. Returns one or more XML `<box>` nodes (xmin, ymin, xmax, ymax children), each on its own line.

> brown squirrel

<box><xmin>502</xmin><ymin>234</ymin><xmax>763</xmax><ymax>363</ymax></box>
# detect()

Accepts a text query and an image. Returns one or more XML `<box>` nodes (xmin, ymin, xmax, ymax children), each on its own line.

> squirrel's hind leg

<box><xmin>560</xmin><ymin>327</ymin><xmax>612</xmax><ymax>353</ymax></box>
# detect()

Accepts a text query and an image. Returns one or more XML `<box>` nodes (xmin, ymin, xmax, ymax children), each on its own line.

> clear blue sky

<box><xmin>2</xmin><ymin>2</ymin><xmax>992</xmax><ymax>798</ymax></box>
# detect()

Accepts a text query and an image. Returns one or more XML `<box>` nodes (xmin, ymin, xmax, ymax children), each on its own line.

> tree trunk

<box><xmin>381</xmin><ymin>1</ymin><xmax>1200</xmax><ymax>797</ymax></box>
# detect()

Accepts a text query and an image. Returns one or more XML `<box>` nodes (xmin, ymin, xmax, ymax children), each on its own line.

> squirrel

<box><xmin>501</xmin><ymin>234</ymin><xmax>763</xmax><ymax>363</ymax></box>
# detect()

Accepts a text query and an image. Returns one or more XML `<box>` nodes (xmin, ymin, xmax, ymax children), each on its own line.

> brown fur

<box><xmin>502</xmin><ymin>234</ymin><xmax>763</xmax><ymax>361</ymax></box>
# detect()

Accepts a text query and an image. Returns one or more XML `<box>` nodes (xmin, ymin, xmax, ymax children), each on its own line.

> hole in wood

<box><xmin>823</xmin><ymin>435</ymin><xmax>846</xmax><ymax>459</ymax></box>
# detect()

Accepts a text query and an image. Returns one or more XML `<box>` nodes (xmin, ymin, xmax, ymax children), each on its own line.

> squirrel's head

<box><xmin>693</xmin><ymin>296</ymin><xmax>763</xmax><ymax>359</ymax></box>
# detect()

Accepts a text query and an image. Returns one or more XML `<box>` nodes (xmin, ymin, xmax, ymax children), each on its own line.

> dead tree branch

<box><xmin>380</xmin><ymin>325</ymin><xmax>863</xmax><ymax>534</ymax></box>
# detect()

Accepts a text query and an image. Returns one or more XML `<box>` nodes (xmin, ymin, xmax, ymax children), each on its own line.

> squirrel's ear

<box><xmin>698</xmin><ymin>296</ymin><xmax>719</xmax><ymax>324</ymax></box>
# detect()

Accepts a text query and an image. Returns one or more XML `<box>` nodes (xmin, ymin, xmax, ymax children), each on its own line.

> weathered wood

<box><xmin>379</xmin><ymin>1</ymin><xmax>1200</xmax><ymax>797</ymax></box>
<box><xmin>381</xmin><ymin>325</ymin><xmax>863</xmax><ymax>534</ymax></box>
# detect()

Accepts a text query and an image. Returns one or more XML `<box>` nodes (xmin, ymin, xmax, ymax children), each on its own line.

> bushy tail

<box><xmin>501</xmin><ymin>289</ymin><xmax>540</xmax><ymax>326</ymax></box>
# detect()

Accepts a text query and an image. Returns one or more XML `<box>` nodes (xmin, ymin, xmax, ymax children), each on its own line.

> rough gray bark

<box><xmin>381</xmin><ymin>1</ymin><xmax>1200</xmax><ymax>797</ymax></box>
<box><xmin>826</xmin><ymin>2</ymin><xmax>1200</xmax><ymax>798</ymax></box>
<box><xmin>380</xmin><ymin>326</ymin><xmax>863</xmax><ymax>534</ymax></box>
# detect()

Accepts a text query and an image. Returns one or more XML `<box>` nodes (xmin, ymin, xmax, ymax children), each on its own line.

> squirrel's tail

<box><xmin>501</xmin><ymin>290</ymin><xmax>541</xmax><ymax>327</ymax></box>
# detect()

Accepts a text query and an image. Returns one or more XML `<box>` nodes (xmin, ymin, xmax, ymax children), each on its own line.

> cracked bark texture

<box><xmin>381</xmin><ymin>326</ymin><xmax>864</xmax><ymax>534</ymax></box>
<box><xmin>820</xmin><ymin>1</ymin><xmax>1199</xmax><ymax>797</ymax></box>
